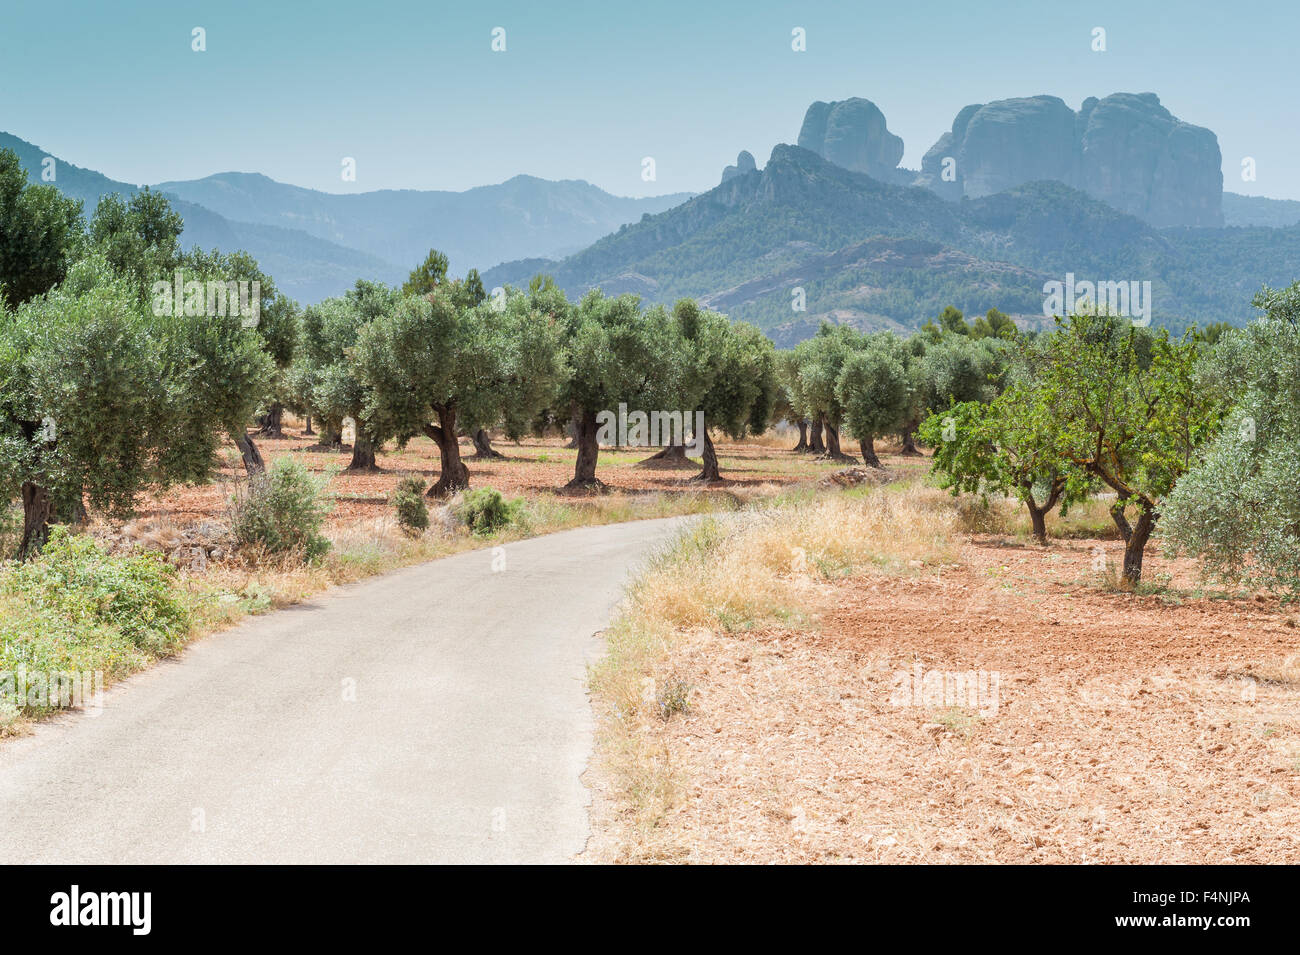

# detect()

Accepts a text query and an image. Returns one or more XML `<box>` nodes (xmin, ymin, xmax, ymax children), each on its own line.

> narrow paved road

<box><xmin>0</xmin><ymin>517</ymin><xmax>688</xmax><ymax>864</ymax></box>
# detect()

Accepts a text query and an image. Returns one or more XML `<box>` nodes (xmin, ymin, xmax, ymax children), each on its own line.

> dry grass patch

<box><xmin>586</xmin><ymin>486</ymin><xmax>961</xmax><ymax>849</ymax></box>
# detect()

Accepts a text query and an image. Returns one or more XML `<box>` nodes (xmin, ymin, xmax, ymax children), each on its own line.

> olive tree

<box><xmin>1163</xmin><ymin>283</ymin><xmax>1300</xmax><ymax>593</ymax></box>
<box><xmin>0</xmin><ymin>147</ymin><xmax>85</xmax><ymax>306</ymax></box>
<box><xmin>558</xmin><ymin>289</ymin><xmax>686</xmax><ymax>489</ymax></box>
<box><xmin>788</xmin><ymin>324</ymin><xmax>862</xmax><ymax>461</ymax></box>
<box><xmin>356</xmin><ymin>287</ymin><xmax>565</xmax><ymax>495</ymax></box>
<box><xmin>837</xmin><ymin>334</ymin><xmax>912</xmax><ymax>468</ymax></box>
<box><xmin>672</xmin><ymin>300</ymin><xmax>776</xmax><ymax>481</ymax></box>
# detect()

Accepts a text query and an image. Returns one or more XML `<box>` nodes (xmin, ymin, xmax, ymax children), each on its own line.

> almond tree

<box><xmin>1028</xmin><ymin>313</ymin><xmax>1219</xmax><ymax>583</ymax></box>
<box><xmin>920</xmin><ymin>393</ymin><xmax>1092</xmax><ymax>543</ymax></box>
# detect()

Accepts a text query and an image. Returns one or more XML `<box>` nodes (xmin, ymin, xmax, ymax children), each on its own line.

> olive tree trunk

<box><xmin>233</xmin><ymin>430</ymin><xmax>265</xmax><ymax>475</ymax></box>
<box><xmin>809</xmin><ymin>415</ymin><xmax>826</xmax><ymax>455</ymax></box>
<box><xmin>692</xmin><ymin>430</ymin><xmax>722</xmax><ymax>482</ymax></box>
<box><xmin>900</xmin><ymin>421</ymin><xmax>922</xmax><ymax>456</ymax></box>
<box><xmin>256</xmin><ymin>403</ymin><xmax>285</xmax><ymax>438</ymax></box>
<box><xmin>859</xmin><ymin>436</ymin><xmax>882</xmax><ymax>468</ymax></box>
<box><xmin>423</xmin><ymin>406</ymin><xmax>469</xmax><ymax>497</ymax></box>
<box><xmin>471</xmin><ymin>428</ymin><xmax>505</xmax><ymax>460</ymax></box>
<box><xmin>822</xmin><ymin>419</ymin><xmax>856</xmax><ymax>462</ymax></box>
<box><xmin>792</xmin><ymin>419</ymin><xmax>809</xmax><ymax>452</ymax></box>
<box><xmin>18</xmin><ymin>481</ymin><xmax>53</xmax><ymax>561</ymax></box>
<box><xmin>346</xmin><ymin>428</ymin><xmax>378</xmax><ymax>471</ymax></box>
<box><xmin>567</xmin><ymin>407</ymin><xmax>604</xmax><ymax>489</ymax></box>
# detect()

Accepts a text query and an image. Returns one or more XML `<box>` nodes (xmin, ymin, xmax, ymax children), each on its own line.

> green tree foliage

<box><xmin>970</xmin><ymin>307</ymin><xmax>1019</xmax><ymax>340</ymax></box>
<box><xmin>356</xmin><ymin>286</ymin><xmax>565</xmax><ymax>495</ymax></box>
<box><xmin>402</xmin><ymin>248</ymin><xmax>450</xmax><ymax>297</ymax></box>
<box><xmin>1163</xmin><ymin>283</ymin><xmax>1300</xmax><ymax>593</ymax></box>
<box><xmin>0</xmin><ymin>148</ymin><xmax>85</xmax><ymax>305</ymax></box>
<box><xmin>1026</xmin><ymin>313</ymin><xmax>1219</xmax><ymax>583</ymax></box>
<box><xmin>90</xmin><ymin>189</ymin><xmax>184</xmax><ymax>293</ymax></box>
<box><xmin>671</xmin><ymin>299</ymin><xmax>777</xmax><ymax>480</ymax></box>
<box><xmin>557</xmin><ymin>289</ymin><xmax>686</xmax><ymax>488</ymax></box>
<box><xmin>919</xmin><ymin>393</ymin><xmax>1092</xmax><ymax>543</ymax></box>
<box><xmin>836</xmin><ymin>335</ymin><xmax>912</xmax><ymax>467</ymax></box>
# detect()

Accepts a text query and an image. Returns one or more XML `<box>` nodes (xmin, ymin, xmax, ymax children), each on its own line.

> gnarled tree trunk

<box><xmin>256</xmin><ymin>403</ymin><xmax>285</xmax><ymax>438</ymax></box>
<box><xmin>822</xmin><ymin>419</ymin><xmax>856</xmax><ymax>462</ymax></box>
<box><xmin>859</xmin><ymin>436</ymin><xmax>882</xmax><ymax>469</ymax></box>
<box><xmin>471</xmin><ymin>428</ymin><xmax>505</xmax><ymax>460</ymax></box>
<box><xmin>567</xmin><ymin>407</ymin><xmax>603</xmax><ymax>489</ymax></box>
<box><xmin>423</xmin><ymin>406</ymin><xmax>470</xmax><ymax>497</ymax></box>
<box><xmin>692</xmin><ymin>430</ymin><xmax>722</xmax><ymax>482</ymax></box>
<box><xmin>792</xmin><ymin>419</ymin><xmax>809</xmax><ymax>452</ymax></box>
<box><xmin>346</xmin><ymin>428</ymin><xmax>378</xmax><ymax>471</ymax></box>
<box><xmin>900</xmin><ymin>420</ymin><xmax>922</xmax><ymax>456</ymax></box>
<box><xmin>233</xmin><ymin>430</ymin><xmax>265</xmax><ymax>475</ymax></box>
<box><xmin>19</xmin><ymin>481</ymin><xmax>53</xmax><ymax>561</ymax></box>
<box><xmin>809</xmin><ymin>415</ymin><xmax>826</xmax><ymax>455</ymax></box>
<box><xmin>303</xmin><ymin>414</ymin><xmax>314</xmax><ymax>436</ymax></box>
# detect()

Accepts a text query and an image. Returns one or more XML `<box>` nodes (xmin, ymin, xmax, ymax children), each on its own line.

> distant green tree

<box><xmin>971</xmin><ymin>308</ymin><xmax>1018</xmax><ymax>340</ymax></box>
<box><xmin>837</xmin><ymin>335</ymin><xmax>911</xmax><ymax>467</ymax></box>
<box><xmin>402</xmin><ymin>248</ymin><xmax>450</xmax><ymax>297</ymax></box>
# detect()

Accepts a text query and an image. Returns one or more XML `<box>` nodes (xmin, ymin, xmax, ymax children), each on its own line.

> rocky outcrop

<box><xmin>919</xmin><ymin>92</ymin><xmax>1222</xmax><ymax>227</ymax></box>
<box><xmin>798</xmin><ymin>98</ymin><xmax>905</xmax><ymax>181</ymax></box>
<box><xmin>720</xmin><ymin>150</ymin><xmax>757</xmax><ymax>183</ymax></box>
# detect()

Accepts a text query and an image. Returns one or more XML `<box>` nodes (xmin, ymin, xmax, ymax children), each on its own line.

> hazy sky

<box><xmin>4</xmin><ymin>0</ymin><xmax>1297</xmax><ymax>199</ymax></box>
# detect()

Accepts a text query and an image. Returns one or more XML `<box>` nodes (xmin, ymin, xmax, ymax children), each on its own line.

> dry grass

<box><xmin>586</xmin><ymin>485</ymin><xmax>961</xmax><ymax>845</ymax></box>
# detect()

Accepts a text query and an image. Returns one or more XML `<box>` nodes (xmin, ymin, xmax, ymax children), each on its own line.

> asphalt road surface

<box><xmin>0</xmin><ymin>517</ymin><xmax>688</xmax><ymax>864</ymax></box>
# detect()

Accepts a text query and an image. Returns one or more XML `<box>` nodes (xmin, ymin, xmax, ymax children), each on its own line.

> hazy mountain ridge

<box><xmin>484</xmin><ymin>144</ymin><xmax>1300</xmax><ymax>335</ymax></box>
<box><xmin>154</xmin><ymin>171</ymin><xmax>693</xmax><ymax>281</ymax></box>
<box><xmin>1</xmin><ymin>131</ymin><xmax>694</xmax><ymax>303</ymax></box>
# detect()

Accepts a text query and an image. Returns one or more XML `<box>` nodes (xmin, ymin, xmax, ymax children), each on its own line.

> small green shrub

<box><xmin>454</xmin><ymin>487</ymin><xmax>524</xmax><ymax>537</ymax></box>
<box><xmin>391</xmin><ymin>476</ymin><xmax>429</xmax><ymax>535</ymax></box>
<box><xmin>229</xmin><ymin>458</ymin><xmax>332</xmax><ymax>561</ymax></box>
<box><xmin>5</xmin><ymin>526</ymin><xmax>190</xmax><ymax>657</ymax></box>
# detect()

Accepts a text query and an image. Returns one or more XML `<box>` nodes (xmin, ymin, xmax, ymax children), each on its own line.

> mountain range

<box><xmin>0</xmin><ymin>131</ymin><xmax>691</xmax><ymax>304</ymax></box>
<box><xmin>483</xmin><ymin>143</ymin><xmax>1300</xmax><ymax>344</ymax></box>
<box><xmin>8</xmin><ymin>88</ymin><xmax>1300</xmax><ymax>341</ymax></box>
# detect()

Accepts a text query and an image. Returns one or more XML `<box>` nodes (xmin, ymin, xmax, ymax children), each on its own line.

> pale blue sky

<box><xmin>3</xmin><ymin>0</ymin><xmax>1296</xmax><ymax>198</ymax></box>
